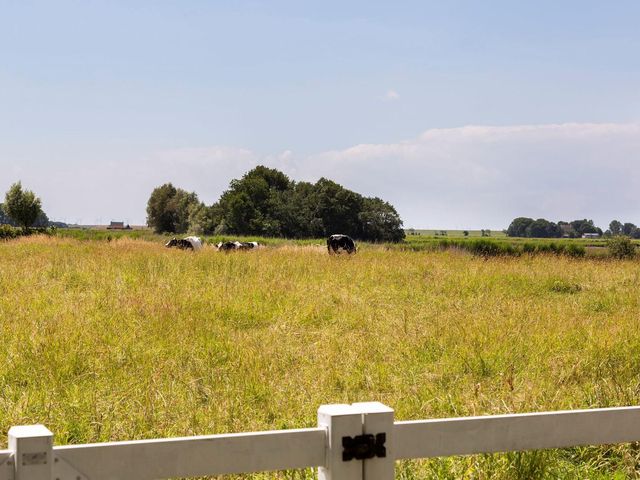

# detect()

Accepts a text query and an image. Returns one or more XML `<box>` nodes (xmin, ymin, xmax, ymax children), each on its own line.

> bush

<box><xmin>607</xmin><ymin>236</ymin><xmax>636</xmax><ymax>259</ymax></box>
<box><xmin>520</xmin><ymin>241</ymin><xmax>585</xmax><ymax>258</ymax></box>
<box><xmin>0</xmin><ymin>225</ymin><xmax>54</xmax><ymax>240</ymax></box>
<box><xmin>467</xmin><ymin>239</ymin><xmax>516</xmax><ymax>257</ymax></box>
<box><xmin>0</xmin><ymin>225</ymin><xmax>20</xmax><ymax>240</ymax></box>
<box><xmin>565</xmin><ymin>243</ymin><xmax>586</xmax><ymax>258</ymax></box>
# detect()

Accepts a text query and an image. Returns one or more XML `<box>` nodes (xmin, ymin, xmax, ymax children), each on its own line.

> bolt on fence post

<box><xmin>353</xmin><ymin>402</ymin><xmax>394</xmax><ymax>480</ymax></box>
<box><xmin>318</xmin><ymin>404</ymin><xmax>363</xmax><ymax>480</ymax></box>
<box><xmin>8</xmin><ymin>425</ymin><xmax>53</xmax><ymax>480</ymax></box>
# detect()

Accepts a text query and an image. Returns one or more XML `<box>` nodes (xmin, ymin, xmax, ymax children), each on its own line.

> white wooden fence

<box><xmin>1</xmin><ymin>401</ymin><xmax>640</xmax><ymax>479</ymax></box>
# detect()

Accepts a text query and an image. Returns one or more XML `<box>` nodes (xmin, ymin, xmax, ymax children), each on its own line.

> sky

<box><xmin>1</xmin><ymin>1</ymin><xmax>639</xmax><ymax>229</ymax></box>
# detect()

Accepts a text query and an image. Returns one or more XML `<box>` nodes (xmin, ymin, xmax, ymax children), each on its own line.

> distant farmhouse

<box><xmin>107</xmin><ymin>221</ymin><xmax>131</xmax><ymax>230</ymax></box>
<box><xmin>582</xmin><ymin>232</ymin><xmax>600</xmax><ymax>239</ymax></box>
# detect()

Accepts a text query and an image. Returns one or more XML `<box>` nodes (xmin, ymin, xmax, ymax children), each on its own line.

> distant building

<box><xmin>107</xmin><ymin>221</ymin><xmax>131</xmax><ymax>230</ymax></box>
<box><xmin>582</xmin><ymin>233</ymin><xmax>600</xmax><ymax>239</ymax></box>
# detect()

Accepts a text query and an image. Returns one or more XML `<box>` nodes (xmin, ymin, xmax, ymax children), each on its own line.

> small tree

<box><xmin>4</xmin><ymin>182</ymin><xmax>42</xmax><ymax>231</ymax></box>
<box><xmin>623</xmin><ymin>222</ymin><xmax>637</xmax><ymax>236</ymax></box>
<box><xmin>463</xmin><ymin>230</ymin><xmax>469</xmax><ymax>237</ymax></box>
<box><xmin>607</xmin><ymin>236</ymin><xmax>636</xmax><ymax>259</ymax></box>
<box><xmin>609</xmin><ymin>220</ymin><xmax>622</xmax><ymax>236</ymax></box>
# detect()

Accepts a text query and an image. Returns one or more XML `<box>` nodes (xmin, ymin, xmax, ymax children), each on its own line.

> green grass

<box><xmin>55</xmin><ymin>227</ymin><xmax>634</xmax><ymax>258</ymax></box>
<box><xmin>406</xmin><ymin>229</ymin><xmax>507</xmax><ymax>238</ymax></box>
<box><xmin>401</xmin><ymin>234</ymin><xmax>640</xmax><ymax>258</ymax></box>
<box><xmin>2</xmin><ymin>236</ymin><xmax>640</xmax><ymax>478</ymax></box>
<box><xmin>54</xmin><ymin>227</ymin><xmax>325</xmax><ymax>247</ymax></box>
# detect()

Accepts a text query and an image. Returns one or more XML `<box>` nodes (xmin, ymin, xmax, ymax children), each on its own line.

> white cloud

<box><xmin>5</xmin><ymin>123</ymin><xmax>639</xmax><ymax>229</ymax></box>
<box><xmin>299</xmin><ymin>123</ymin><xmax>640</xmax><ymax>229</ymax></box>
<box><xmin>384</xmin><ymin>89</ymin><xmax>400</xmax><ymax>101</ymax></box>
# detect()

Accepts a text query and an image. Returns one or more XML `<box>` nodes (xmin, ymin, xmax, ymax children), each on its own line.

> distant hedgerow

<box><xmin>467</xmin><ymin>239</ymin><xmax>517</xmax><ymax>257</ymax></box>
<box><xmin>0</xmin><ymin>225</ymin><xmax>55</xmax><ymax>240</ymax></box>
<box><xmin>431</xmin><ymin>238</ymin><xmax>585</xmax><ymax>258</ymax></box>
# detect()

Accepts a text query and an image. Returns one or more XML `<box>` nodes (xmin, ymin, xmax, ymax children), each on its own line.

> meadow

<box><xmin>406</xmin><ymin>229</ymin><xmax>507</xmax><ymax>238</ymax></box>
<box><xmin>1</xmin><ymin>235</ymin><xmax>640</xmax><ymax>478</ymax></box>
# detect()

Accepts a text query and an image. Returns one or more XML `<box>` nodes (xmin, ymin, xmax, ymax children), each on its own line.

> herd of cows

<box><xmin>164</xmin><ymin>234</ymin><xmax>357</xmax><ymax>254</ymax></box>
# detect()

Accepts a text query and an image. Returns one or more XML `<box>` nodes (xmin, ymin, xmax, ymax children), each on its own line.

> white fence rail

<box><xmin>1</xmin><ymin>402</ymin><xmax>639</xmax><ymax>479</ymax></box>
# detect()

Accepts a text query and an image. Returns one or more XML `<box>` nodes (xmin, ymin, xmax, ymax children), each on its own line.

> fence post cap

<box><xmin>318</xmin><ymin>404</ymin><xmax>356</xmax><ymax>416</ymax></box>
<box><xmin>8</xmin><ymin>425</ymin><xmax>52</xmax><ymax>438</ymax></box>
<box><xmin>352</xmin><ymin>402</ymin><xmax>394</xmax><ymax>413</ymax></box>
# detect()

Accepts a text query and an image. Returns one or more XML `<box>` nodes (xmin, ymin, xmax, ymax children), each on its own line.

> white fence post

<box><xmin>354</xmin><ymin>402</ymin><xmax>394</xmax><ymax>480</ymax></box>
<box><xmin>8</xmin><ymin>425</ymin><xmax>53</xmax><ymax>480</ymax></box>
<box><xmin>318</xmin><ymin>404</ymin><xmax>363</xmax><ymax>480</ymax></box>
<box><xmin>318</xmin><ymin>403</ymin><xmax>395</xmax><ymax>480</ymax></box>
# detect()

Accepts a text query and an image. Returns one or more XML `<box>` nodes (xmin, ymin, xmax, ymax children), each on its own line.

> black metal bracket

<box><xmin>342</xmin><ymin>433</ymin><xmax>386</xmax><ymax>461</ymax></box>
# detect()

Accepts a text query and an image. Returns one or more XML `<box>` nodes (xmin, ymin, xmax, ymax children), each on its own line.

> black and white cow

<box><xmin>216</xmin><ymin>241</ymin><xmax>239</xmax><ymax>252</ymax></box>
<box><xmin>165</xmin><ymin>236</ymin><xmax>203</xmax><ymax>251</ymax></box>
<box><xmin>238</xmin><ymin>241</ymin><xmax>260</xmax><ymax>250</ymax></box>
<box><xmin>216</xmin><ymin>241</ymin><xmax>260</xmax><ymax>251</ymax></box>
<box><xmin>327</xmin><ymin>234</ymin><xmax>357</xmax><ymax>254</ymax></box>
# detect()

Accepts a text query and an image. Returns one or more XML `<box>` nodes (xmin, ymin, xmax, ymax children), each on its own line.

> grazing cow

<box><xmin>327</xmin><ymin>234</ymin><xmax>357</xmax><ymax>254</ymax></box>
<box><xmin>165</xmin><ymin>236</ymin><xmax>203</xmax><ymax>251</ymax></box>
<box><xmin>238</xmin><ymin>241</ymin><xmax>259</xmax><ymax>250</ymax></box>
<box><xmin>216</xmin><ymin>241</ymin><xmax>239</xmax><ymax>251</ymax></box>
<box><xmin>216</xmin><ymin>241</ymin><xmax>260</xmax><ymax>251</ymax></box>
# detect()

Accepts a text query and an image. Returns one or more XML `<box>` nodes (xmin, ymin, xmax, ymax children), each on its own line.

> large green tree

<box><xmin>146</xmin><ymin>183</ymin><xmax>178</xmax><ymax>233</ymax></box>
<box><xmin>526</xmin><ymin>218</ymin><xmax>561</xmax><ymax>238</ymax></box>
<box><xmin>146</xmin><ymin>183</ymin><xmax>201</xmax><ymax>234</ymax></box>
<box><xmin>358</xmin><ymin>197</ymin><xmax>405</xmax><ymax>242</ymax></box>
<box><xmin>3</xmin><ymin>182</ymin><xmax>43</xmax><ymax>230</ymax></box>
<box><xmin>146</xmin><ymin>165</ymin><xmax>406</xmax><ymax>242</ymax></box>
<box><xmin>506</xmin><ymin>217</ymin><xmax>534</xmax><ymax>237</ymax></box>
<box><xmin>0</xmin><ymin>204</ymin><xmax>49</xmax><ymax>227</ymax></box>
<box><xmin>188</xmin><ymin>202</ymin><xmax>223</xmax><ymax>235</ymax></box>
<box><xmin>311</xmin><ymin>178</ymin><xmax>363</xmax><ymax>237</ymax></box>
<box><xmin>169</xmin><ymin>190</ymin><xmax>200</xmax><ymax>234</ymax></box>
<box><xmin>218</xmin><ymin>166</ymin><xmax>293</xmax><ymax>236</ymax></box>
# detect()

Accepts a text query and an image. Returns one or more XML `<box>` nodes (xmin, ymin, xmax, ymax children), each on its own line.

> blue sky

<box><xmin>2</xmin><ymin>1</ymin><xmax>639</xmax><ymax>228</ymax></box>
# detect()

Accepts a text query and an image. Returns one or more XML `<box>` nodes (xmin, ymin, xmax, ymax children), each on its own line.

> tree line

<box><xmin>146</xmin><ymin>166</ymin><xmax>406</xmax><ymax>242</ymax></box>
<box><xmin>507</xmin><ymin>217</ymin><xmax>640</xmax><ymax>238</ymax></box>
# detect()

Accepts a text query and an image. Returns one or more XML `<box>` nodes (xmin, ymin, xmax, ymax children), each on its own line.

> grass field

<box><xmin>406</xmin><ymin>229</ymin><xmax>508</xmax><ymax>238</ymax></box>
<box><xmin>53</xmin><ymin>227</ymin><xmax>640</xmax><ymax>258</ymax></box>
<box><xmin>2</xmin><ymin>235</ymin><xmax>640</xmax><ymax>478</ymax></box>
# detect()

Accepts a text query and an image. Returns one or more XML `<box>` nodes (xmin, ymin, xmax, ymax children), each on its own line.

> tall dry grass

<box><xmin>1</xmin><ymin>236</ymin><xmax>640</xmax><ymax>478</ymax></box>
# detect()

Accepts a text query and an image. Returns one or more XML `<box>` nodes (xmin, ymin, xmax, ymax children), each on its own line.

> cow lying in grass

<box><xmin>216</xmin><ymin>241</ymin><xmax>260</xmax><ymax>251</ymax></box>
<box><xmin>165</xmin><ymin>236</ymin><xmax>203</xmax><ymax>251</ymax></box>
<box><xmin>327</xmin><ymin>234</ymin><xmax>356</xmax><ymax>254</ymax></box>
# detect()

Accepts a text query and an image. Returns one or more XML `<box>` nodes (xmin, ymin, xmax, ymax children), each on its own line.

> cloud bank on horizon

<box><xmin>4</xmin><ymin>122</ymin><xmax>640</xmax><ymax>230</ymax></box>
